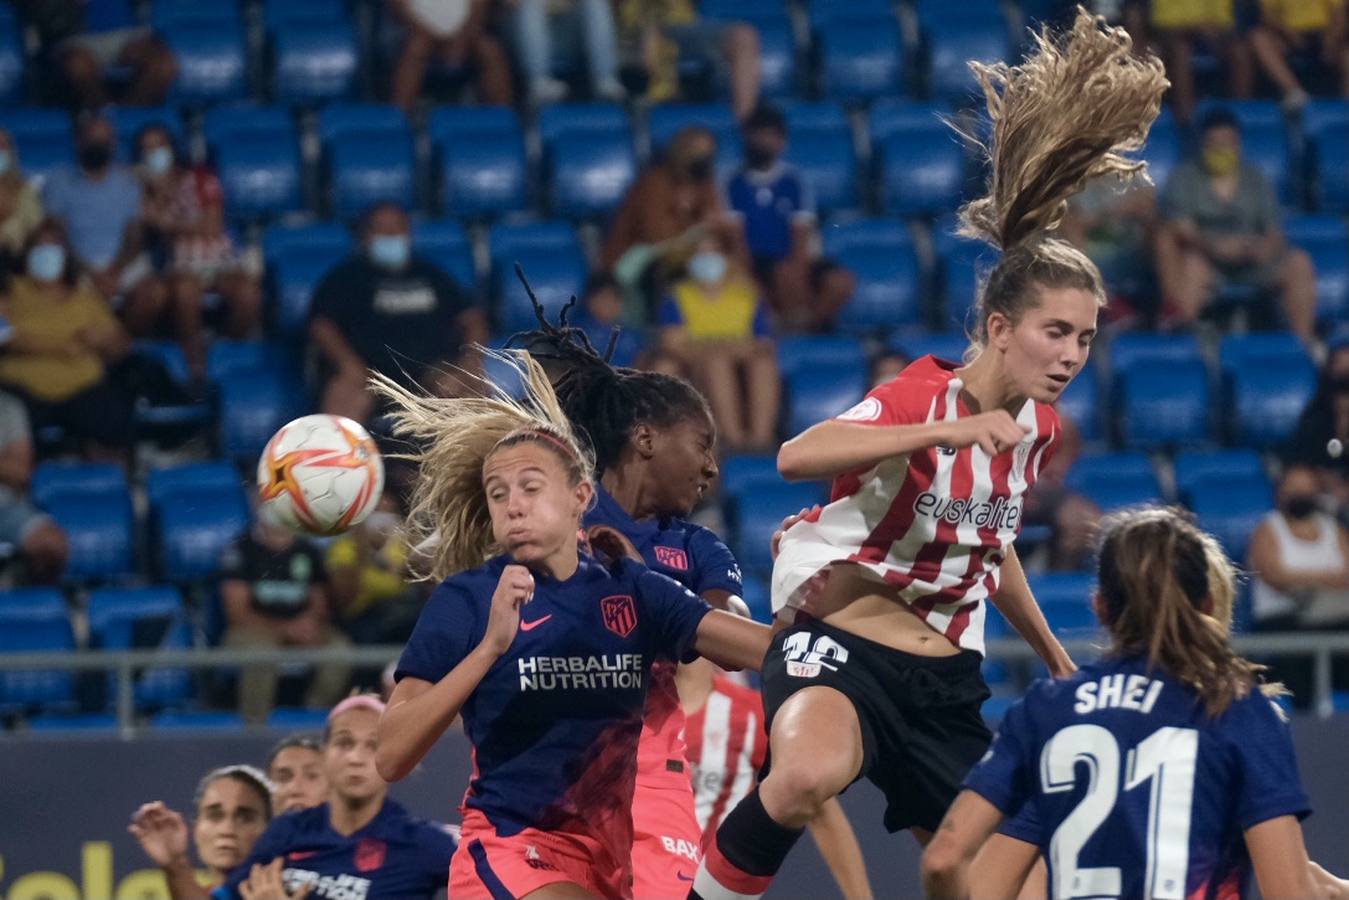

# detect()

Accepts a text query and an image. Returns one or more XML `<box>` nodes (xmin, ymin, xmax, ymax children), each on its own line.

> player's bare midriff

<box><xmin>779</xmin><ymin>562</ymin><xmax>962</xmax><ymax>657</ymax></box>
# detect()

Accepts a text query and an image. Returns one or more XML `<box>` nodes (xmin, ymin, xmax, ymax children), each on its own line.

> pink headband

<box><xmin>328</xmin><ymin>695</ymin><xmax>386</xmax><ymax>722</ymax></box>
<box><xmin>501</xmin><ymin>428</ymin><xmax>578</xmax><ymax>462</ymax></box>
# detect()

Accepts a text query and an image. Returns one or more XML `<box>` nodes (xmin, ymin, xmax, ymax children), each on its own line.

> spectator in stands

<box><xmin>0</xmin><ymin>392</ymin><xmax>66</xmax><ymax>583</ymax></box>
<box><xmin>513</xmin><ymin>0</ymin><xmax>624</xmax><ymax>103</ymax></box>
<box><xmin>265</xmin><ymin>734</ymin><xmax>328</xmax><ymax>815</ymax></box>
<box><xmin>0</xmin><ymin>129</ymin><xmax>44</xmax><ymax>284</ymax></box>
<box><xmin>0</xmin><ymin>218</ymin><xmax>135</xmax><ymax>462</ymax></box>
<box><xmin>1250</xmin><ymin>0</ymin><xmax>1349</xmax><ymax>111</ymax></box>
<box><xmin>1154</xmin><ymin>107</ymin><xmax>1317</xmax><ymax>343</ymax></box>
<box><xmin>602</xmin><ymin>126</ymin><xmax>745</xmax><ymax>317</ymax></box>
<box><xmin>1150</xmin><ymin>0</ymin><xmax>1254</xmax><ymax>123</ymax></box>
<box><xmin>870</xmin><ymin>349</ymin><xmax>910</xmax><ymax>389</ymax></box>
<box><xmin>308</xmin><ymin>201</ymin><xmax>488</xmax><ymax>426</ymax></box>
<box><xmin>1249</xmin><ymin>463</ymin><xmax>1349</xmax><ymax>704</ymax></box>
<box><xmin>387</xmin><ymin>0</ymin><xmax>514</xmax><ymax>110</ymax></box>
<box><xmin>21</xmin><ymin>0</ymin><xmax>178</xmax><ymax>109</ymax></box>
<box><xmin>656</xmin><ymin>229</ymin><xmax>779</xmax><ymax>452</ymax></box>
<box><xmin>219</xmin><ymin>511</ymin><xmax>352</xmax><ymax>724</ymax></box>
<box><xmin>326</xmin><ymin>495</ymin><xmax>418</xmax><ymax>645</ymax></box>
<box><xmin>42</xmin><ymin>115</ymin><xmax>168</xmax><ymax>336</ymax></box>
<box><xmin>1059</xmin><ymin>171</ymin><xmax>1161</xmax><ymax>324</ymax></box>
<box><xmin>1288</xmin><ymin>332</ymin><xmax>1349</xmax><ymax>506</ymax></box>
<box><xmin>134</xmin><ymin>125</ymin><xmax>262</xmax><ymax>378</ymax></box>
<box><xmin>1020</xmin><ymin>415</ymin><xmax>1101</xmax><ymax>571</ymax></box>
<box><xmin>726</xmin><ymin>104</ymin><xmax>855</xmax><ymax>333</ymax></box>
<box><xmin>615</xmin><ymin>0</ymin><xmax>759</xmax><ymax>118</ymax></box>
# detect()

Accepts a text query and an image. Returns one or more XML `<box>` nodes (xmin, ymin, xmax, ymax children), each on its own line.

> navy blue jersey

<box><xmin>394</xmin><ymin>554</ymin><xmax>710</xmax><ymax>842</ymax></box>
<box><xmin>212</xmin><ymin>800</ymin><xmax>456</xmax><ymax>900</ymax></box>
<box><xmin>585</xmin><ymin>485</ymin><xmax>742</xmax><ymax>597</ymax></box>
<box><xmin>965</xmin><ymin>656</ymin><xmax>1311</xmax><ymax>900</ymax></box>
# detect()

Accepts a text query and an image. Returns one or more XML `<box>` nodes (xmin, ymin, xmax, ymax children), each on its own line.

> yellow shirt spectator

<box><xmin>660</xmin><ymin>276</ymin><xmax>771</xmax><ymax>343</ymax></box>
<box><xmin>0</xmin><ymin>275</ymin><xmax>119</xmax><ymax>402</ymax></box>
<box><xmin>1153</xmin><ymin>0</ymin><xmax>1235</xmax><ymax>30</ymax></box>
<box><xmin>1260</xmin><ymin>0</ymin><xmax>1344</xmax><ymax>32</ymax></box>
<box><xmin>326</xmin><ymin>532</ymin><xmax>410</xmax><ymax>619</ymax></box>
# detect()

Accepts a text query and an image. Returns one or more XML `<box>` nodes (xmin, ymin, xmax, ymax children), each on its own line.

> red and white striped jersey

<box><xmin>683</xmin><ymin>675</ymin><xmax>769</xmax><ymax>840</ymax></box>
<box><xmin>771</xmin><ymin>355</ymin><xmax>1060</xmax><ymax>655</ymax></box>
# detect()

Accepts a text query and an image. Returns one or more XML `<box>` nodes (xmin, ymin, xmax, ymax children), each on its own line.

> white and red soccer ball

<box><xmin>257</xmin><ymin>414</ymin><xmax>385</xmax><ymax>536</ymax></box>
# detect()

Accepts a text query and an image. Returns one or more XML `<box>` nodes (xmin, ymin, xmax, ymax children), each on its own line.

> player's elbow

<box><xmin>777</xmin><ymin>437</ymin><xmax>812</xmax><ymax>481</ymax></box>
<box><xmin>920</xmin><ymin>836</ymin><xmax>967</xmax><ymax>899</ymax></box>
<box><xmin>374</xmin><ymin>747</ymin><xmax>411</xmax><ymax>783</ymax></box>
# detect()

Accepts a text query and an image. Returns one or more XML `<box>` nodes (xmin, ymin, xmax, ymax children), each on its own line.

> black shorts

<box><xmin>760</xmin><ymin>618</ymin><xmax>993</xmax><ymax>833</ymax></box>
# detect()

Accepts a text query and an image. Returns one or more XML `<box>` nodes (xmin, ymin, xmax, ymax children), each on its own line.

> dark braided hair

<box><xmin>506</xmin><ymin>264</ymin><xmax>711</xmax><ymax>476</ymax></box>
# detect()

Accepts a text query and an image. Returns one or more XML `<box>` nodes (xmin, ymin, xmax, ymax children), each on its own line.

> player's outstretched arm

<box><xmin>807</xmin><ymin>797</ymin><xmax>874</xmax><ymax>900</ymax></box>
<box><xmin>377</xmin><ymin>566</ymin><xmax>534</xmax><ymax>782</ymax></box>
<box><xmin>128</xmin><ymin>802</ymin><xmax>211</xmax><ymax>900</ymax></box>
<box><xmin>989</xmin><ymin>546</ymin><xmax>1075</xmax><ymax>678</ymax></box>
<box><xmin>921</xmin><ymin>791</ymin><xmax>1005</xmax><ymax>900</ymax></box>
<box><xmin>693</xmin><ymin>611</ymin><xmax>773</xmax><ymax>672</ymax></box>
<box><xmin>777</xmin><ymin>412</ymin><xmax>1030</xmax><ymax>482</ymax></box>
<box><xmin>1246</xmin><ymin>815</ymin><xmax>1318</xmax><ymax>899</ymax></box>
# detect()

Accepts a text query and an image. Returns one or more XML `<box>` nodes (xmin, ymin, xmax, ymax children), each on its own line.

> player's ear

<box><xmin>986</xmin><ymin>311</ymin><xmax>1014</xmax><ymax>350</ymax></box>
<box><xmin>573</xmin><ymin>477</ymin><xmax>594</xmax><ymax>515</ymax></box>
<box><xmin>631</xmin><ymin>423</ymin><xmax>657</xmax><ymax>460</ymax></box>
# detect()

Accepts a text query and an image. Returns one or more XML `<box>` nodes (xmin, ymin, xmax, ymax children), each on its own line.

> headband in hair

<box><xmin>328</xmin><ymin>694</ymin><xmax>386</xmax><ymax>722</ymax></box>
<box><xmin>496</xmin><ymin>428</ymin><xmax>579</xmax><ymax>465</ymax></box>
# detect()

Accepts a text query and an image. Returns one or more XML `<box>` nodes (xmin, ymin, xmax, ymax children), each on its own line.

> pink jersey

<box><xmin>771</xmin><ymin>355</ymin><xmax>1060</xmax><ymax>654</ymax></box>
<box><xmin>684</xmin><ymin>676</ymin><xmax>769</xmax><ymax>840</ymax></box>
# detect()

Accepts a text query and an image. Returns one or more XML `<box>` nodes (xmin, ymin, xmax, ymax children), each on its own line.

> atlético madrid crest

<box><xmin>354</xmin><ymin>837</ymin><xmax>386</xmax><ymax>872</ymax></box>
<box><xmin>601</xmin><ymin>595</ymin><xmax>638</xmax><ymax>638</ymax></box>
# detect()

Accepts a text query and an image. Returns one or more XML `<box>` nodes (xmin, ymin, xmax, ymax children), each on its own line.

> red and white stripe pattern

<box><xmin>684</xmin><ymin>676</ymin><xmax>769</xmax><ymax>841</ymax></box>
<box><xmin>771</xmin><ymin>356</ymin><xmax>1059</xmax><ymax>655</ymax></box>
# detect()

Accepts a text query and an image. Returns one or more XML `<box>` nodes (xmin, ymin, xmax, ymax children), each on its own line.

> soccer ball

<box><xmin>257</xmin><ymin>414</ymin><xmax>385</xmax><ymax>536</ymax></box>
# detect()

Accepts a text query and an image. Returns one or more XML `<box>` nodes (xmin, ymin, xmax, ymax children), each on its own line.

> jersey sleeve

<box><xmin>658</xmin><ymin>296</ymin><xmax>685</xmax><ymax>327</ymax></box>
<box><xmin>833</xmin><ymin>374</ymin><xmax>929</xmax><ymax>427</ymax></box>
<box><xmin>1226</xmin><ymin>694</ymin><xmax>1313</xmax><ymax>830</ymax></box>
<box><xmin>212</xmin><ymin>816</ymin><xmax>292</xmax><ymax>900</ymax></box>
<box><xmin>632</xmin><ymin>564</ymin><xmax>713</xmax><ymax>663</ymax></box>
<box><xmin>687</xmin><ymin>526</ymin><xmax>744</xmax><ymax>597</ymax></box>
<box><xmin>393</xmin><ymin>579</ymin><xmax>482</xmax><ymax>684</ymax></box>
<box><xmin>996</xmin><ymin>800</ymin><xmax>1041</xmax><ymax>845</ymax></box>
<box><xmin>961</xmin><ymin>697</ymin><xmax>1035</xmax><ymax>817</ymax></box>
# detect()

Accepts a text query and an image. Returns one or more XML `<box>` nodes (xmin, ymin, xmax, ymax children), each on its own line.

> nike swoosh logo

<box><xmin>677</xmin><ymin>872</ymin><xmax>695</xmax><ymax>882</ymax></box>
<box><xmin>288</xmin><ymin>850</ymin><xmax>317</xmax><ymax>860</ymax></box>
<box><xmin>520</xmin><ymin>615</ymin><xmax>553</xmax><ymax>632</ymax></box>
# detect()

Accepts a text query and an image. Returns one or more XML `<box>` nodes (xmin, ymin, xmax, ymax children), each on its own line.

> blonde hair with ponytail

<box><xmin>371</xmin><ymin>349</ymin><xmax>595</xmax><ymax>582</ymax></box>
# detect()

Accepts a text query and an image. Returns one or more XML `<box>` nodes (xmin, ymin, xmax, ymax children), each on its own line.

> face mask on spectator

<box><xmin>78</xmin><ymin>141</ymin><xmax>113</xmax><ymax>171</ymax></box>
<box><xmin>688</xmin><ymin>251</ymin><xmax>727</xmax><ymax>285</ymax></box>
<box><xmin>1280</xmin><ymin>494</ymin><xmax>1319</xmax><ymax>520</ymax></box>
<box><xmin>369</xmin><ymin>235</ymin><xmax>410</xmax><ymax>270</ymax></box>
<box><xmin>684</xmin><ymin>156</ymin><xmax>714</xmax><ymax>182</ymax></box>
<box><xmin>27</xmin><ymin>243</ymin><xmax>65</xmax><ymax>282</ymax></box>
<box><xmin>365</xmin><ymin>510</ymin><xmax>400</xmax><ymax>539</ymax></box>
<box><xmin>0</xmin><ymin>150</ymin><xmax>11</xmax><ymax>175</ymax></box>
<box><xmin>143</xmin><ymin>146</ymin><xmax>173</xmax><ymax>176</ymax></box>
<box><xmin>1202</xmin><ymin>147</ymin><xmax>1239</xmax><ymax>177</ymax></box>
<box><xmin>746</xmin><ymin>142</ymin><xmax>776</xmax><ymax>170</ymax></box>
<box><xmin>1330</xmin><ymin>375</ymin><xmax>1349</xmax><ymax>395</ymax></box>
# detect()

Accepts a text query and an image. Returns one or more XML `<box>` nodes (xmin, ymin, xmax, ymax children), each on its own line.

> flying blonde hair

<box><xmin>371</xmin><ymin>349</ymin><xmax>594</xmax><ymax>582</ymax></box>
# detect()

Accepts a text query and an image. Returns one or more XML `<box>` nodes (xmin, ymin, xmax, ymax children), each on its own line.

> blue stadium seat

<box><xmin>0</xmin><ymin>18</ymin><xmax>22</xmax><ymax>104</ymax></box>
<box><xmin>781</xmin><ymin>100</ymin><xmax>850</xmax><ymax>135</ymax></box>
<box><xmin>439</xmin><ymin>131</ymin><xmax>528</xmax><ymax>217</ymax></box>
<box><xmin>939</xmin><ymin>238</ymin><xmax>995</xmax><ymax>333</ymax></box>
<box><xmin>739</xmin><ymin>575</ymin><xmax>772</xmax><ymax>624</ymax></box>
<box><xmin>807</xmin><ymin>0</ymin><xmax>892</xmax><ymax>29</ymax></box>
<box><xmin>889</xmin><ymin>330</ymin><xmax>969</xmax><ymax>365</ymax></box>
<box><xmin>43</xmin><ymin>494</ymin><xmax>135</xmax><ymax>581</ymax></box>
<box><xmin>820</xmin><ymin>217</ymin><xmax>910</xmax><ymax>258</ymax></box>
<box><xmin>1173</xmin><ymin>449</ymin><xmax>1266</xmax><ymax>500</ymax></box>
<box><xmin>272</xmin><ymin>23</ymin><xmax>359</xmax><ymax>104</ymax></box>
<box><xmin>156</xmin><ymin>487</ymin><xmax>250</xmax><ymax>582</ymax></box>
<box><xmin>1194</xmin><ymin>98</ymin><xmax>1285</xmax><ymax>131</ymax></box>
<box><xmin>1029</xmin><ymin>573</ymin><xmax>1101</xmax><ymax>638</ymax></box>
<box><xmin>1227</xmin><ymin>364</ymin><xmax>1317</xmax><ymax>449</ymax></box>
<box><xmin>317</xmin><ymin>103</ymin><xmax>410</xmax><ymax>144</ymax></box>
<box><xmin>495</xmin><ymin>249</ymin><xmax>588</xmax><ymax>335</ymax></box>
<box><xmin>1117</xmin><ymin>359</ymin><xmax>1210</xmax><ymax>449</ymax></box>
<box><xmin>776</xmin><ymin>334</ymin><xmax>867</xmax><ymax>380</ymax></box>
<box><xmin>0</xmin><ymin>587</ymin><xmax>66</xmax><ymax>620</ymax></box>
<box><xmin>31</xmin><ymin>462</ymin><xmax>127</xmax><ymax>507</ymax></box>
<box><xmin>730</xmin><ymin>481</ymin><xmax>828</xmax><ymax>574</ymax></box>
<box><xmin>784</xmin><ymin>130</ymin><xmax>858</xmax><ymax>213</ymax></box>
<box><xmin>785</xmin><ymin>362</ymin><xmax>869</xmax><ymax>437</ymax></box>
<box><xmin>1238</xmin><ymin>122</ymin><xmax>1294</xmax><ymax>204</ymax></box>
<box><xmin>1055</xmin><ymin>362</ymin><xmax>1102</xmax><ymax>443</ymax></box>
<box><xmin>106</xmin><ymin>107</ymin><xmax>183</xmax><ymax>162</ymax></box>
<box><xmin>489</xmin><ymin>220</ymin><xmax>583</xmax><ymax>272</ymax></box>
<box><xmin>868</xmin><ymin>100</ymin><xmax>949</xmax><ymax>146</ymax></box>
<box><xmin>262</xmin><ymin>221</ymin><xmax>352</xmax><ymax>264</ymax></box>
<box><xmin>135</xmin><ymin>338</ymin><xmax>193</xmax><ymax>385</ymax></box>
<box><xmin>1303</xmin><ymin>237</ymin><xmax>1349</xmax><ymax>323</ymax></box>
<box><xmin>207</xmin><ymin>341</ymin><xmax>294</xmax><ymax>382</ymax></box>
<box><xmin>717</xmin><ymin>454</ymin><xmax>780</xmax><ymax>492</ymax></box>
<box><xmin>538</xmin><ymin>103</ymin><xmax>629</xmax><ymax>146</ymax></box>
<box><xmin>27</xmin><ymin>713</ymin><xmax>119</xmax><ymax>732</ymax></box>
<box><xmin>754</xmin><ymin>20</ymin><xmax>797</xmax><ymax>99</ymax></box>
<box><xmin>1140</xmin><ymin>112</ymin><xmax>1182</xmax><ymax>188</ymax></box>
<box><xmin>412</xmin><ymin>220</ymin><xmax>476</xmax><ymax>290</ymax></box>
<box><xmin>219</xmin><ymin>371</ymin><xmax>305</xmax><ymax>464</ymax></box>
<box><xmin>1302</xmin><ymin>99</ymin><xmax>1349</xmax><ymax>138</ymax></box>
<box><xmin>0</xmin><ymin>589</ymin><xmax>74</xmax><ymax>714</ymax></box>
<box><xmin>163</xmin><ymin>24</ymin><xmax>247</xmax><ymax>104</ymax></box>
<box><xmin>216</xmin><ymin>135</ymin><xmax>303</xmax><ymax>220</ymax></box>
<box><xmin>1285</xmin><ymin>213</ymin><xmax>1347</xmax><ymax>244</ymax></box>
<box><xmin>12</xmin><ymin>135</ymin><xmax>73</xmax><ymax>184</ymax></box>
<box><xmin>264</xmin><ymin>0</ymin><xmax>349</xmax><ymax>30</ymax></box>
<box><xmin>645</xmin><ymin>103</ymin><xmax>742</xmax><ymax>178</ymax></box>
<box><xmin>924</xmin><ymin>19</ymin><xmax>1011</xmax><ymax>102</ymax></box>
<box><xmin>1065</xmin><ymin>452</ymin><xmax>1162</xmax><ymax>511</ymax></box>
<box><xmin>820</xmin><ymin>21</ymin><xmax>903</xmax><ymax>102</ymax></box>
<box><xmin>88</xmin><ymin>587</ymin><xmax>192</xmax><ymax>710</ymax></box>
<box><xmin>548</xmin><ymin>132</ymin><xmax>636</xmax><ymax>218</ymax></box>
<box><xmin>1107</xmin><ymin>332</ymin><xmax>1204</xmax><ymax>379</ymax></box>
<box><xmin>1189</xmin><ymin>476</ymin><xmax>1273</xmax><ymax>558</ymax></box>
<box><xmin>328</xmin><ymin>132</ymin><xmax>415</xmax><ymax>220</ymax></box>
<box><xmin>880</xmin><ymin>128</ymin><xmax>966</xmax><ymax>217</ymax></box>
<box><xmin>205</xmin><ymin>104</ymin><xmax>296</xmax><ymax>150</ymax></box>
<box><xmin>148</xmin><ymin>462</ymin><xmax>244</xmax><ymax>509</ymax></box>
<box><xmin>151</xmin><ymin>711</ymin><xmax>246</xmax><ymax>730</ymax></box>
<box><xmin>267</xmin><ymin>707</ymin><xmax>329</xmax><ymax>729</ymax></box>
<box><xmin>428</xmin><ymin>105</ymin><xmax>522</xmax><ymax>142</ymax></box>
<box><xmin>153</xmin><ymin>0</ymin><xmax>241</xmax><ymax>28</ymax></box>
<box><xmin>1314</xmin><ymin>123</ymin><xmax>1349</xmax><ymax>214</ymax></box>
<box><xmin>7</xmin><ymin>109</ymin><xmax>73</xmax><ymax>181</ymax></box>
<box><xmin>1218</xmin><ymin>331</ymin><xmax>1312</xmax><ymax>372</ymax></box>
<box><xmin>835</xmin><ymin>243</ymin><xmax>922</xmax><ymax>330</ymax></box>
<box><xmin>270</xmin><ymin>249</ymin><xmax>344</xmax><ymax>332</ymax></box>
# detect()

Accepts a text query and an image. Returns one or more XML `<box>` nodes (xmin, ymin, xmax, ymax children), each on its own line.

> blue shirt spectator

<box><xmin>726</xmin><ymin>161</ymin><xmax>815</xmax><ymax>266</ymax></box>
<box><xmin>41</xmin><ymin>117</ymin><xmax>142</xmax><ymax>272</ymax></box>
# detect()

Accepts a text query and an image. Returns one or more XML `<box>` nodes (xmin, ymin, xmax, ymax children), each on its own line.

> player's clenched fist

<box><xmin>937</xmin><ymin>410</ymin><xmax>1031</xmax><ymax>457</ymax></box>
<box><xmin>483</xmin><ymin>564</ymin><xmax>535</xmax><ymax>656</ymax></box>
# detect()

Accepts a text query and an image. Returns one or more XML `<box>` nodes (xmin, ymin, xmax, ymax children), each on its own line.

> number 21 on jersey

<box><xmin>1042</xmin><ymin>724</ymin><xmax>1198</xmax><ymax>900</ymax></box>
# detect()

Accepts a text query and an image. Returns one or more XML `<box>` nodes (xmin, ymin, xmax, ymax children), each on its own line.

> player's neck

<box><xmin>956</xmin><ymin>352</ymin><xmax>1026</xmax><ymax>415</ymax></box>
<box><xmin>534</xmin><ymin>544</ymin><xmax>580</xmax><ymax>581</ymax></box>
<box><xmin>328</xmin><ymin>792</ymin><xmax>383</xmax><ymax>836</ymax></box>
<box><xmin>601</xmin><ymin>466</ymin><xmax>657</xmax><ymax>522</ymax></box>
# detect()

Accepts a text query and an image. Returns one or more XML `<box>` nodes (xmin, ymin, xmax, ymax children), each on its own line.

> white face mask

<box><xmin>688</xmin><ymin>251</ymin><xmax>727</xmax><ymax>285</ymax></box>
<box><xmin>365</xmin><ymin>510</ymin><xmax>400</xmax><ymax>538</ymax></box>
<box><xmin>143</xmin><ymin>146</ymin><xmax>173</xmax><ymax>176</ymax></box>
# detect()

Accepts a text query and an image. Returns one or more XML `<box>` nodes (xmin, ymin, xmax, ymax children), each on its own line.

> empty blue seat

<box><xmin>207</xmin><ymin>341</ymin><xmax>294</xmax><ymax>382</ymax></box>
<box><xmin>13</xmin><ymin>135</ymin><xmax>73</xmax><ymax>184</ymax></box>
<box><xmin>755</xmin><ymin>20</ymin><xmax>797</xmax><ymax>98</ymax></box>
<box><xmin>1055</xmin><ymin>361</ymin><xmax>1102</xmax><ymax>443</ymax></box>
<box><xmin>6</xmin><ymin>108</ymin><xmax>72</xmax><ymax>147</ymax></box>
<box><xmin>1315</xmin><ymin>124</ymin><xmax>1349</xmax><ymax>214</ymax></box>
<box><xmin>1238</xmin><ymin>122</ymin><xmax>1294</xmax><ymax>204</ymax></box>
<box><xmin>151</xmin><ymin>710</ymin><xmax>245</xmax><ymax>730</ymax></box>
<box><xmin>820</xmin><ymin>217</ymin><xmax>910</xmax><ymax>257</ymax></box>
<box><xmin>1107</xmin><ymin>332</ymin><xmax>1204</xmax><ymax>378</ymax></box>
<box><xmin>1028</xmin><ymin>572</ymin><xmax>1100</xmax><ymax>637</ymax></box>
<box><xmin>835</xmin><ymin>244</ymin><xmax>922</xmax><ymax>330</ymax></box>
<box><xmin>428</xmin><ymin>105</ymin><xmax>521</xmax><ymax>142</ymax></box>
<box><xmin>27</xmin><ymin>713</ymin><xmax>119</xmax><ymax>732</ymax></box>
<box><xmin>1303</xmin><ymin>99</ymin><xmax>1349</xmax><ymax>137</ymax></box>
<box><xmin>807</xmin><ymin>0</ymin><xmax>892</xmax><ymax>29</ymax></box>
<box><xmin>940</xmin><ymin>237</ymin><xmax>995</xmax><ymax>333</ymax></box>
<box><xmin>219</xmin><ymin>371</ymin><xmax>305</xmax><ymax>463</ymax></box>
<box><xmin>1065</xmin><ymin>452</ymin><xmax>1162</xmax><ymax>511</ymax></box>
<box><xmin>0</xmin><ymin>19</ymin><xmax>22</xmax><ymax>104</ymax></box>
<box><xmin>489</xmin><ymin>220</ymin><xmax>583</xmax><ymax>272</ymax></box>
<box><xmin>1303</xmin><ymin>236</ymin><xmax>1349</xmax><ymax>323</ymax></box>
<box><xmin>267</xmin><ymin>707</ymin><xmax>330</xmax><ymax>729</ymax></box>
<box><xmin>820</xmin><ymin>21</ymin><xmax>903</xmax><ymax>102</ymax></box>
<box><xmin>328</xmin><ymin>132</ymin><xmax>415</xmax><ymax>220</ymax></box>
<box><xmin>31</xmin><ymin>462</ymin><xmax>128</xmax><ymax>507</ymax></box>
<box><xmin>717</xmin><ymin>454</ymin><xmax>780</xmax><ymax>492</ymax></box>
<box><xmin>270</xmin><ymin>250</ymin><xmax>343</xmax><ymax>332</ymax></box>
<box><xmin>43</xmin><ymin>494</ymin><xmax>135</xmax><ymax>581</ymax></box>
<box><xmin>318</xmin><ymin>103</ymin><xmax>410</xmax><ymax>144</ymax></box>
<box><xmin>781</xmin><ymin>100</ymin><xmax>850</xmax><ymax>135</ymax></box>
<box><xmin>1118</xmin><ymin>359</ymin><xmax>1210</xmax><ymax>449</ymax></box>
<box><xmin>412</xmin><ymin>220</ymin><xmax>476</xmax><ymax>289</ymax></box>
<box><xmin>776</xmin><ymin>334</ymin><xmax>866</xmax><ymax>380</ymax></box>
<box><xmin>786</xmin><ymin>363</ymin><xmax>868</xmax><ymax>437</ymax></box>
<box><xmin>731</xmin><ymin>481</ymin><xmax>828</xmax><ymax>574</ymax></box>
<box><xmin>0</xmin><ymin>589</ymin><xmax>74</xmax><ymax>714</ymax></box>
<box><xmin>1174</xmin><ymin>449</ymin><xmax>1266</xmax><ymax>499</ymax></box>
<box><xmin>538</xmin><ymin>103</ymin><xmax>629</xmax><ymax>146</ymax></box>
<box><xmin>153</xmin><ymin>0</ymin><xmax>240</xmax><ymax>28</ymax></box>
<box><xmin>157</xmin><ymin>487</ymin><xmax>250</xmax><ymax>581</ymax></box>
<box><xmin>925</xmin><ymin>19</ymin><xmax>1011</xmax><ymax>102</ymax></box>
<box><xmin>890</xmin><ymin>331</ymin><xmax>969</xmax><ymax>365</ymax></box>
<box><xmin>164</xmin><ymin>24</ymin><xmax>247</xmax><ymax>104</ymax></box>
<box><xmin>496</xmin><ymin>249</ymin><xmax>588</xmax><ymax>335</ymax></box>
<box><xmin>273</xmin><ymin>23</ymin><xmax>358</xmax><ymax>103</ymax></box>
<box><xmin>88</xmin><ymin>587</ymin><xmax>192</xmax><ymax>710</ymax></box>
<box><xmin>548</xmin><ymin>132</ymin><xmax>636</xmax><ymax>218</ymax></box>
<box><xmin>0</xmin><ymin>587</ymin><xmax>66</xmax><ymax>621</ymax></box>
<box><xmin>217</xmin><ymin>135</ymin><xmax>303</xmax><ymax>220</ymax></box>
<box><xmin>264</xmin><ymin>0</ymin><xmax>349</xmax><ymax>30</ymax></box>
<box><xmin>1285</xmin><ymin>213</ymin><xmax>1347</xmax><ymax>244</ymax></box>
<box><xmin>439</xmin><ymin>131</ymin><xmax>528</xmax><ymax>217</ymax></box>
<box><xmin>868</xmin><ymin>100</ymin><xmax>951</xmax><ymax>146</ymax></box>
<box><xmin>881</xmin><ymin>128</ymin><xmax>966</xmax><ymax>217</ymax></box>
<box><xmin>205</xmin><ymin>104</ymin><xmax>296</xmax><ymax>150</ymax></box>
<box><xmin>106</xmin><ymin>106</ymin><xmax>183</xmax><ymax>162</ymax></box>
<box><xmin>262</xmin><ymin>221</ymin><xmax>352</xmax><ymax>264</ymax></box>
<box><xmin>1218</xmin><ymin>331</ymin><xmax>1311</xmax><ymax>372</ymax></box>
<box><xmin>784</xmin><ymin>130</ymin><xmax>857</xmax><ymax>213</ymax></box>
<box><xmin>1227</xmin><ymin>364</ymin><xmax>1316</xmax><ymax>449</ymax></box>
<box><xmin>148</xmin><ymin>462</ymin><xmax>244</xmax><ymax>510</ymax></box>
<box><xmin>739</xmin><ymin>576</ymin><xmax>772</xmax><ymax>624</ymax></box>
<box><xmin>1190</xmin><ymin>475</ymin><xmax>1273</xmax><ymax>558</ymax></box>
